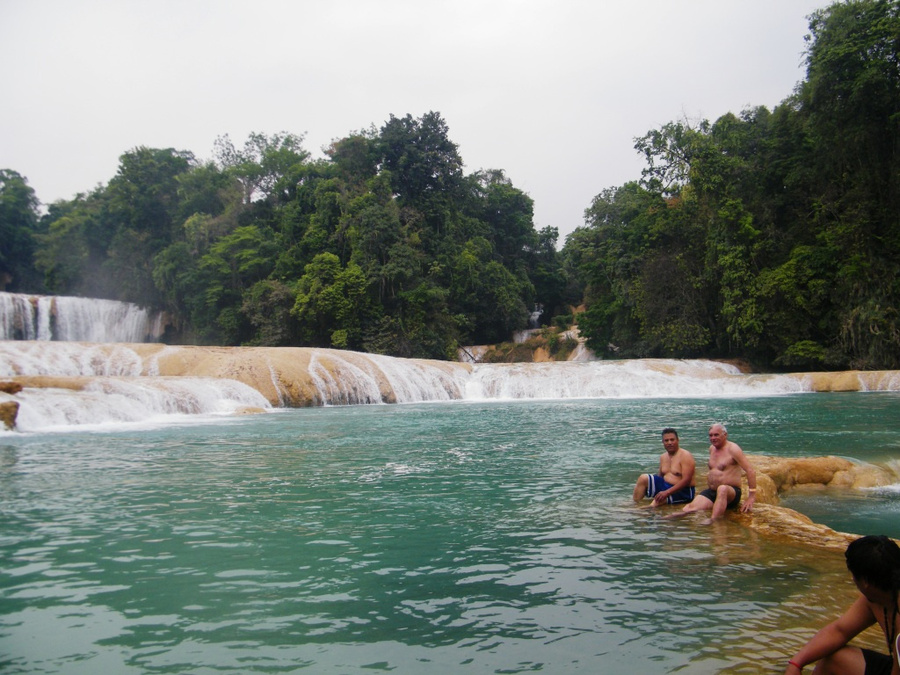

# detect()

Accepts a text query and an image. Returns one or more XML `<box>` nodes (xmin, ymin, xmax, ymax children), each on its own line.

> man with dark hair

<box><xmin>785</xmin><ymin>535</ymin><xmax>900</xmax><ymax>674</ymax></box>
<box><xmin>633</xmin><ymin>428</ymin><xmax>696</xmax><ymax>506</ymax></box>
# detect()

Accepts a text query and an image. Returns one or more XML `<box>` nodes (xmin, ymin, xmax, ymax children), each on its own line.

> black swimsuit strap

<box><xmin>885</xmin><ymin>602</ymin><xmax>898</xmax><ymax>657</ymax></box>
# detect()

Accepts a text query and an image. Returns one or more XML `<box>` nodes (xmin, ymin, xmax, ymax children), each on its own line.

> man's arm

<box><xmin>731</xmin><ymin>444</ymin><xmax>757</xmax><ymax>513</ymax></box>
<box><xmin>785</xmin><ymin>595</ymin><xmax>876</xmax><ymax>672</ymax></box>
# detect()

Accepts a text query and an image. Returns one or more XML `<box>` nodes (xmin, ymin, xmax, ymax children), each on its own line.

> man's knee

<box><xmin>817</xmin><ymin>646</ymin><xmax>866</xmax><ymax>675</ymax></box>
<box><xmin>633</xmin><ymin>474</ymin><xmax>649</xmax><ymax>500</ymax></box>
<box><xmin>682</xmin><ymin>496</ymin><xmax>706</xmax><ymax>512</ymax></box>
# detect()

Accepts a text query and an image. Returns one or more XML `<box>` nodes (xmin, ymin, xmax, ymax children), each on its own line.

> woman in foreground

<box><xmin>786</xmin><ymin>535</ymin><xmax>899</xmax><ymax>674</ymax></box>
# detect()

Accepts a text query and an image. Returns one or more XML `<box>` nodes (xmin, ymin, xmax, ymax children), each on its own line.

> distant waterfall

<box><xmin>0</xmin><ymin>292</ymin><xmax>164</xmax><ymax>343</ymax></box>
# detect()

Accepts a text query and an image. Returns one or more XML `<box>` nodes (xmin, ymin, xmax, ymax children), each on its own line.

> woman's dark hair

<box><xmin>845</xmin><ymin>535</ymin><xmax>900</xmax><ymax>592</ymax></box>
<box><xmin>847</xmin><ymin>535</ymin><xmax>900</xmax><ymax>657</ymax></box>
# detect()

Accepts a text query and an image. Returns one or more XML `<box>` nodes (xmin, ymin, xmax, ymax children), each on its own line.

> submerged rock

<box><xmin>732</xmin><ymin>504</ymin><xmax>859</xmax><ymax>551</ymax></box>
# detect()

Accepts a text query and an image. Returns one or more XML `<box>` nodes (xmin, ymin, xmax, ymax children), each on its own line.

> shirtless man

<box><xmin>785</xmin><ymin>535</ymin><xmax>899</xmax><ymax>674</ymax></box>
<box><xmin>633</xmin><ymin>428</ymin><xmax>696</xmax><ymax>506</ymax></box>
<box><xmin>678</xmin><ymin>423</ymin><xmax>756</xmax><ymax>520</ymax></box>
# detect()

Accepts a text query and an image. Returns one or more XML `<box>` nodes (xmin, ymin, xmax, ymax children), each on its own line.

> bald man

<box><xmin>678</xmin><ymin>423</ymin><xmax>757</xmax><ymax>521</ymax></box>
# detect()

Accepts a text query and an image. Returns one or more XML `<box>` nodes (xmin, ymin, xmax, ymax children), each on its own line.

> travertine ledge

<box><xmin>3</xmin><ymin>344</ymin><xmax>898</xmax><ymax>407</ymax></box>
<box><xmin>723</xmin><ymin>454</ymin><xmax>897</xmax><ymax>551</ymax></box>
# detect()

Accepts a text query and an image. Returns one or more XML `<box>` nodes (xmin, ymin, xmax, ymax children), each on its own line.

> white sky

<box><xmin>0</xmin><ymin>0</ymin><xmax>825</xmax><ymax>243</ymax></box>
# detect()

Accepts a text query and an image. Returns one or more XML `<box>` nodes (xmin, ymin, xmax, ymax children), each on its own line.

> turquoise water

<box><xmin>2</xmin><ymin>395</ymin><xmax>899</xmax><ymax>674</ymax></box>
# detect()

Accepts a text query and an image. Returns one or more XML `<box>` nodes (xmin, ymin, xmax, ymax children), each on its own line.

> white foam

<box><xmin>464</xmin><ymin>360</ymin><xmax>808</xmax><ymax>400</ymax></box>
<box><xmin>9</xmin><ymin>377</ymin><xmax>270</xmax><ymax>433</ymax></box>
<box><xmin>307</xmin><ymin>352</ymin><xmax>385</xmax><ymax>405</ymax></box>
<box><xmin>1</xmin><ymin>341</ymin><xmax>892</xmax><ymax>433</ymax></box>
<box><xmin>366</xmin><ymin>353</ymin><xmax>468</xmax><ymax>403</ymax></box>
<box><xmin>0</xmin><ymin>342</ymin><xmax>144</xmax><ymax>377</ymax></box>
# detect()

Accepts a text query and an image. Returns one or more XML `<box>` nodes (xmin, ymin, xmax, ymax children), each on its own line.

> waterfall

<box><xmin>5</xmin><ymin>341</ymin><xmax>874</xmax><ymax>433</ymax></box>
<box><xmin>0</xmin><ymin>342</ymin><xmax>146</xmax><ymax>377</ymax></box>
<box><xmin>300</xmin><ymin>350</ymin><xmax>469</xmax><ymax>405</ymax></box>
<box><xmin>0</xmin><ymin>292</ymin><xmax>163</xmax><ymax>343</ymax></box>
<box><xmin>0</xmin><ymin>293</ymin><xmax>38</xmax><ymax>340</ymax></box>
<box><xmin>11</xmin><ymin>377</ymin><xmax>270</xmax><ymax>433</ymax></box>
<box><xmin>2</xmin><ymin>341</ymin><xmax>899</xmax><ymax>432</ymax></box>
<box><xmin>465</xmin><ymin>360</ymin><xmax>808</xmax><ymax>399</ymax></box>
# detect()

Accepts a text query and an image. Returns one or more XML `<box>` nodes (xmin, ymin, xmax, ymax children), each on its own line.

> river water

<box><xmin>2</xmin><ymin>394</ymin><xmax>899</xmax><ymax>674</ymax></box>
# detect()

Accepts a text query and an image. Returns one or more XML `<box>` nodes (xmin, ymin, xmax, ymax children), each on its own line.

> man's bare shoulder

<box><xmin>725</xmin><ymin>441</ymin><xmax>745</xmax><ymax>456</ymax></box>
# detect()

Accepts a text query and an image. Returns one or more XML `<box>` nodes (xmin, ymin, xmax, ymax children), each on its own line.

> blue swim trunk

<box><xmin>644</xmin><ymin>474</ymin><xmax>696</xmax><ymax>504</ymax></box>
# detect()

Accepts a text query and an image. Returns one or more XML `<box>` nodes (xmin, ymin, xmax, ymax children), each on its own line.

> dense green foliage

<box><xmin>2</xmin><ymin>0</ymin><xmax>897</xmax><ymax>368</ymax></box>
<box><xmin>563</xmin><ymin>0</ymin><xmax>900</xmax><ymax>370</ymax></box>
<box><xmin>2</xmin><ymin>116</ymin><xmax>567</xmax><ymax>358</ymax></box>
<box><xmin>0</xmin><ymin>170</ymin><xmax>44</xmax><ymax>292</ymax></box>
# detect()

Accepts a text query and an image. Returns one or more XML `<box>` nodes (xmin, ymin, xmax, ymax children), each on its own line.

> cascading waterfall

<box><xmin>10</xmin><ymin>377</ymin><xmax>270</xmax><ymax>432</ymax></box>
<box><xmin>306</xmin><ymin>351</ymin><xmax>386</xmax><ymax>406</ymax></box>
<box><xmin>0</xmin><ymin>292</ymin><xmax>163</xmax><ymax>343</ymax></box>
<box><xmin>1</xmin><ymin>342</ymin><xmax>148</xmax><ymax>377</ymax></box>
<box><xmin>4</xmin><ymin>340</ymin><xmax>891</xmax><ymax>433</ymax></box>
<box><xmin>0</xmin><ymin>293</ymin><xmax>39</xmax><ymax>340</ymax></box>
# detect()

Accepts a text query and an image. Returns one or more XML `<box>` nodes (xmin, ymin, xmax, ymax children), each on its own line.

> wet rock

<box><xmin>750</xmin><ymin>454</ymin><xmax>893</xmax><ymax>492</ymax></box>
<box><xmin>732</xmin><ymin>504</ymin><xmax>859</xmax><ymax>552</ymax></box>
<box><xmin>0</xmin><ymin>381</ymin><xmax>23</xmax><ymax>395</ymax></box>
<box><xmin>730</xmin><ymin>455</ymin><xmax>898</xmax><ymax>550</ymax></box>
<box><xmin>0</xmin><ymin>401</ymin><xmax>19</xmax><ymax>430</ymax></box>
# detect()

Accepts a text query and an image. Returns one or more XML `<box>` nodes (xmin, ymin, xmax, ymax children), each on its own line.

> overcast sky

<box><xmin>1</xmin><ymin>0</ymin><xmax>826</xmax><ymax>243</ymax></box>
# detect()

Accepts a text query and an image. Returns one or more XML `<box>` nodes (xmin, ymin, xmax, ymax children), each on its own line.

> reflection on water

<box><xmin>1</xmin><ymin>396</ymin><xmax>899</xmax><ymax>674</ymax></box>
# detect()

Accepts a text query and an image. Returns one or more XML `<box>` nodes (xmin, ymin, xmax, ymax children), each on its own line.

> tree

<box><xmin>241</xmin><ymin>279</ymin><xmax>301</xmax><ymax>346</ymax></box>
<box><xmin>466</xmin><ymin>169</ymin><xmax>536</xmax><ymax>266</ymax></box>
<box><xmin>21</xmin><ymin>112</ymin><xmax>562</xmax><ymax>356</ymax></box>
<box><xmin>34</xmin><ymin>190</ymin><xmax>115</xmax><ymax>297</ymax></box>
<box><xmin>292</xmin><ymin>253</ymin><xmax>375</xmax><ymax>349</ymax></box>
<box><xmin>0</xmin><ymin>170</ymin><xmax>43</xmax><ymax>291</ymax></box>
<box><xmin>214</xmin><ymin>131</ymin><xmax>309</xmax><ymax>204</ymax></box>
<box><xmin>107</xmin><ymin>147</ymin><xmax>194</xmax><ymax>247</ymax></box>
<box><xmin>376</xmin><ymin>111</ymin><xmax>465</xmax><ymax>244</ymax></box>
<box><xmin>522</xmin><ymin>226</ymin><xmax>569</xmax><ymax>322</ymax></box>
<box><xmin>326</xmin><ymin>129</ymin><xmax>379</xmax><ymax>185</ymax></box>
<box><xmin>175</xmin><ymin>161</ymin><xmax>238</xmax><ymax>226</ymax></box>
<box><xmin>801</xmin><ymin>0</ymin><xmax>900</xmax><ymax>368</ymax></box>
<box><xmin>449</xmin><ymin>237</ymin><xmax>531</xmax><ymax>344</ymax></box>
<box><xmin>195</xmin><ymin>225</ymin><xmax>278</xmax><ymax>343</ymax></box>
<box><xmin>565</xmin><ymin>183</ymin><xmax>659</xmax><ymax>355</ymax></box>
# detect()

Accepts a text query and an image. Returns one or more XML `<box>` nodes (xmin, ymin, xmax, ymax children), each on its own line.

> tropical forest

<box><xmin>1</xmin><ymin>0</ymin><xmax>898</xmax><ymax>370</ymax></box>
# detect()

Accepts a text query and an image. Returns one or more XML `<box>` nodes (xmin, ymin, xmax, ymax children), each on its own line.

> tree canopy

<box><xmin>0</xmin><ymin>170</ymin><xmax>43</xmax><ymax>292</ymax></box>
<box><xmin>563</xmin><ymin>0</ymin><xmax>900</xmax><ymax>370</ymax></box>
<box><xmin>4</xmin><ymin>114</ymin><xmax>567</xmax><ymax>358</ymax></box>
<box><xmin>4</xmin><ymin>0</ymin><xmax>898</xmax><ymax>369</ymax></box>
